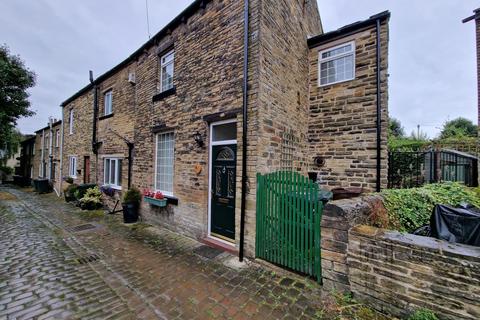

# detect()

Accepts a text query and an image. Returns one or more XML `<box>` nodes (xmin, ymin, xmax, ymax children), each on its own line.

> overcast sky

<box><xmin>1</xmin><ymin>0</ymin><xmax>478</xmax><ymax>138</ymax></box>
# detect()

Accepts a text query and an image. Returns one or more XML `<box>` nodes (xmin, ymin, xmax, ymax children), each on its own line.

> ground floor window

<box><xmin>104</xmin><ymin>158</ymin><xmax>122</xmax><ymax>189</ymax></box>
<box><xmin>155</xmin><ymin>132</ymin><xmax>174</xmax><ymax>196</ymax></box>
<box><xmin>69</xmin><ymin>156</ymin><xmax>77</xmax><ymax>178</ymax></box>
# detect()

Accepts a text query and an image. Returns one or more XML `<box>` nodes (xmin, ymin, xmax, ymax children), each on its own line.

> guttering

<box><xmin>59</xmin><ymin>106</ymin><xmax>65</xmax><ymax>196</ymax></box>
<box><xmin>90</xmin><ymin>71</ymin><xmax>99</xmax><ymax>156</ymax></box>
<box><xmin>239</xmin><ymin>0</ymin><xmax>249</xmax><ymax>262</ymax></box>
<box><xmin>375</xmin><ymin>18</ymin><xmax>382</xmax><ymax>192</ymax></box>
<box><xmin>308</xmin><ymin>11</ymin><xmax>390</xmax><ymax>49</ymax></box>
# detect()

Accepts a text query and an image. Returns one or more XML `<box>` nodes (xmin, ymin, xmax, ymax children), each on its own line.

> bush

<box><xmin>65</xmin><ymin>184</ymin><xmax>79</xmax><ymax>201</ymax></box>
<box><xmin>64</xmin><ymin>176</ymin><xmax>74</xmax><ymax>184</ymax></box>
<box><xmin>0</xmin><ymin>166</ymin><xmax>14</xmax><ymax>175</ymax></box>
<box><xmin>123</xmin><ymin>187</ymin><xmax>142</xmax><ymax>204</ymax></box>
<box><xmin>79</xmin><ymin>186</ymin><xmax>103</xmax><ymax>210</ymax></box>
<box><xmin>408</xmin><ymin>309</ymin><xmax>438</xmax><ymax>320</ymax></box>
<box><xmin>380</xmin><ymin>183</ymin><xmax>480</xmax><ymax>232</ymax></box>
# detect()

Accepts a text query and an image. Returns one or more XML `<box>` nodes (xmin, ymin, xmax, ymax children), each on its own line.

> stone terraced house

<box><xmin>36</xmin><ymin>0</ymin><xmax>390</xmax><ymax>259</ymax></box>
<box><xmin>32</xmin><ymin>119</ymin><xmax>63</xmax><ymax>194</ymax></box>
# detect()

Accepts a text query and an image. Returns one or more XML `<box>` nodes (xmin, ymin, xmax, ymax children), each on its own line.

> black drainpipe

<box><xmin>239</xmin><ymin>0</ymin><xmax>249</xmax><ymax>262</ymax></box>
<box><xmin>375</xmin><ymin>19</ymin><xmax>382</xmax><ymax>193</ymax></box>
<box><xmin>90</xmin><ymin>71</ymin><xmax>98</xmax><ymax>156</ymax></box>
<box><xmin>127</xmin><ymin>142</ymin><xmax>134</xmax><ymax>189</ymax></box>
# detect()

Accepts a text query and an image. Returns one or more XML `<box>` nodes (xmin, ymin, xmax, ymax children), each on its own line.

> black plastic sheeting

<box><xmin>429</xmin><ymin>204</ymin><xmax>480</xmax><ymax>246</ymax></box>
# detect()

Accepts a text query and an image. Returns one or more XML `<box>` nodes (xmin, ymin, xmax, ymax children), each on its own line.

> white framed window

<box><xmin>155</xmin><ymin>131</ymin><xmax>175</xmax><ymax>196</ymax></box>
<box><xmin>104</xmin><ymin>158</ymin><xmax>122</xmax><ymax>189</ymax></box>
<box><xmin>160</xmin><ymin>50</ymin><xmax>175</xmax><ymax>92</ymax></box>
<box><xmin>56</xmin><ymin>130</ymin><xmax>60</xmax><ymax>147</ymax></box>
<box><xmin>319</xmin><ymin>41</ymin><xmax>355</xmax><ymax>86</ymax></box>
<box><xmin>104</xmin><ymin>90</ymin><xmax>113</xmax><ymax>115</ymax></box>
<box><xmin>69</xmin><ymin>109</ymin><xmax>74</xmax><ymax>134</ymax></box>
<box><xmin>69</xmin><ymin>156</ymin><xmax>77</xmax><ymax>178</ymax></box>
<box><xmin>44</xmin><ymin>133</ymin><xmax>49</xmax><ymax>150</ymax></box>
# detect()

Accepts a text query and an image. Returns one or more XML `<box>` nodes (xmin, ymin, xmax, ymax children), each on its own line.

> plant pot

<box><xmin>143</xmin><ymin>196</ymin><xmax>167</xmax><ymax>207</ymax></box>
<box><xmin>122</xmin><ymin>202</ymin><xmax>139</xmax><ymax>224</ymax></box>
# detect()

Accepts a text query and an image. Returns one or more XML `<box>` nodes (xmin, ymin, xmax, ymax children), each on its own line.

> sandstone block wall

<box><xmin>308</xmin><ymin>20</ymin><xmax>389</xmax><ymax>192</ymax></box>
<box><xmin>132</xmin><ymin>0</ymin><xmax>246</xmax><ymax>242</ymax></box>
<box><xmin>348</xmin><ymin>225</ymin><xmax>480</xmax><ymax>320</ymax></box>
<box><xmin>320</xmin><ymin>196</ymin><xmax>378</xmax><ymax>292</ymax></box>
<box><xmin>62</xmin><ymin>92</ymin><xmax>95</xmax><ymax>186</ymax></box>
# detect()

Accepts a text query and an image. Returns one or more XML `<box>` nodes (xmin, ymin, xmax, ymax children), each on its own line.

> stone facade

<box><xmin>348</xmin><ymin>225</ymin><xmax>480</xmax><ymax>320</ymax></box>
<box><xmin>55</xmin><ymin>1</ymin><xmax>389</xmax><ymax>259</ymax></box>
<box><xmin>62</xmin><ymin>91</ymin><xmax>95</xmax><ymax>186</ymax></box>
<box><xmin>308</xmin><ymin>18</ymin><xmax>389</xmax><ymax>192</ymax></box>
<box><xmin>33</xmin><ymin>120</ymin><xmax>62</xmax><ymax>192</ymax></box>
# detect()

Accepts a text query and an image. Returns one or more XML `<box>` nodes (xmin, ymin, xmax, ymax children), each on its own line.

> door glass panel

<box><xmin>212</xmin><ymin>122</ymin><xmax>236</xmax><ymax>142</ymax></box>
<box><xmin>216</xmin><ymin>147</ymin><xmax>235</xmax><ymax>161</ymax></box>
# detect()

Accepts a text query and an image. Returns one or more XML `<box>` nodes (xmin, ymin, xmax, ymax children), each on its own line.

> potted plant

<box><xmin>100</xmin><ymin>185</ymin><xmax>115</xmax><ymax>197</ymax></box>
<box><xmin>143</xmin><ymin>189</ymin><xmax>167</xmax><ymax>207</ymax></box>
<box><xmin>122</xmin><ymin>187</ymin><xmax>142</xmax><ymax>223</ymax></box>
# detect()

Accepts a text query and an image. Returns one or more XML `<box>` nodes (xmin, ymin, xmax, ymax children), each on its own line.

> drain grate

<box><xmin>76</xmin><ymin>254</ymin><xmax>100</xmax><ymax>265</ymax></box>
<box><xmin>67</xmin><ymin>224</ymin><xmax>97</xmax><ymax>233</ymax></box>
<box><xmin>193</xmin><ymin>245</ymin><xmax>223</xmax><ymax>259</ymax></box>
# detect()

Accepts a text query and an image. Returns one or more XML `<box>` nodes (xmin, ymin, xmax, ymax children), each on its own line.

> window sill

<box><xmin>152</xmin><ymin>86</ymin><xmax>176</xmax><ymax>102</ymax></box>
<box><xmin>99</xmin><ymin>113</ymin><xmax>114</xmax><ymax>121</ymax></box>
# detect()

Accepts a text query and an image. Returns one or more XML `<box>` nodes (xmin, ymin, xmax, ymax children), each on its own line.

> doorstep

<box><xmin>201</xmin><ymin>237</ymin><xmax>238</xmax><ymax>255</ymax></box>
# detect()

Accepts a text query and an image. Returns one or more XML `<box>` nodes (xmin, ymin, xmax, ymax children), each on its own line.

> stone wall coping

<box><xmin>324</xmin><ymin>195</ymin><xmax>381</xmax><ymax>226</ymax></box>
<box><xmin>351</xmin><ymin>225</ymin><xmax>480</xmax><ymax>263</ymax></box>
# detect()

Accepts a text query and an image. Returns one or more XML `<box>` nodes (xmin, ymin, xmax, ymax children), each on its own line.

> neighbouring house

<box><xmin>17</xmin><ymin>135</ymin><xmax>36</xmax><ymax>184</ymax></box>
<box><xmin>52</xmin><ymin>0</ymin><xmax>389</xmax><ymax>259</ymax></box>
<box><xmin>32</xmin><ymin>119</ymin><xmax>63</xmax><ymax>193</ymax></box>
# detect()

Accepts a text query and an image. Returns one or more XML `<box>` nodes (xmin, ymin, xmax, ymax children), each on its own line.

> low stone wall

<box><xmin>320</xmin><ymin>196</ymin><xmax>380</xmax><ymax>292</ymax></box>
<box><xmin>348</xmin><ymin>225</ymin><xmax>480</xmax><ymax>320</ymax></box>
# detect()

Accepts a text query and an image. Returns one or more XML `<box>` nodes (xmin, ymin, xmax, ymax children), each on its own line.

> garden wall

<box><xmin>348</xmin><ymin>225</ymin><xmax>480</xmax><ymax>320</ymax></box>
<box><xmin>320</xmin><ymin>196</ymin><xmax>379</xmax><ymax>292</ymax></box>
<box><xmin>321</xmin><ymin>196</ymin><xmax>480</xmax><ymax>320</ymax></box>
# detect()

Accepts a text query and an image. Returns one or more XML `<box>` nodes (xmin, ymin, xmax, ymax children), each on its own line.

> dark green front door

<box><xmin>211</xmin><ymin>144</ymin><xmax>237</xmax><ymax>241</ymax></box>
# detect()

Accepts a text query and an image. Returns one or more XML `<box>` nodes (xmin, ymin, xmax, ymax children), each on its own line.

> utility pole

<box><xmin>417</xmin><ymin>124</ymin><xmax>420</xmax><ymax>140</ymax></box>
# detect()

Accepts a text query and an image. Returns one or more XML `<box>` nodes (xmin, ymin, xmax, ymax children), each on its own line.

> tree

<box><xmin>0</xmin><ymin>44</ymin><xmax>36</xmax><ymax>148</ymax></box>
<box><xmin>389</xmin><ymin>118</ymin><xmax>405</xmax><ymax>138</ymax></box>
<box><xmin>439</xmin><ymin>117</ymin><xmax>478</xmax><ymax>139</ymax></box>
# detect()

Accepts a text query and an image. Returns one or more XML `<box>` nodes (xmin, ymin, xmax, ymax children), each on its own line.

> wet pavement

<box><xmin>0</xmin><ymin>186</ymin><xmax>388</xmax><ymax>320</ymax></box>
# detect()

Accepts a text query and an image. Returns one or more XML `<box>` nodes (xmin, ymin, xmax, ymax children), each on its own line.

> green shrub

<box><xmin>408</xmin><ymin>309</ymin><xmax>438</xmax><ymax>320</ymax></box>
<box><xmin>123</xmin><ymin>187</ymin><xmax>142</xmax><ymax>204</ymax></box>
<box><xmin>381</xmin><ymin>183</ymin><xmax>480</xmax><ymax>232</ymax></box>
<box><xmin>65</xmin><ymin>184</ymin><xmax>79</xmax><ymax>200</ymax></box>
<box><xmin>0</xmin><ymin>166</ymin><xmax>14</xmax><ymax>175</ymax></box>
<box><xmin>79</xmin><ymin>186</ymin><xmax>102</xmax><ymax>210</ymax></box>
<box><xmin>65</xmin><ymin>176</ymin><xmax>74</xmax><ymax>184</ymax></box>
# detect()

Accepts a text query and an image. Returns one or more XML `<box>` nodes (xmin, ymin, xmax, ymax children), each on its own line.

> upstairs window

<box><xmin>160</xmin><ymin>50</ymin><xmax>175</xmax><ymax>92</ymax></box>
<box><xmin>104</xmin><ymin>90</ymin><xmax>113</xmax><ymax>115</ymax></box>
<box><xmin>69</xmin><ymin>109</ymin><xmax>74</xmax><ymax>134</ymax></box>
<box><xmin>319</xmin><ymin>41</ymin><xmax>355</xmax><ymax>86</ymax></box>
<box><xmin>56</xmin><ymin>130</ymin><xmax>60</xmax><ymax>147</ymax></box>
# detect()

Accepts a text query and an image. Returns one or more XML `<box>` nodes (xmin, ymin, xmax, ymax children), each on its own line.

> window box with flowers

<box><xmin>143</xmin><ymin>190</ymin><xmax>167</xmax><ymax>207</ymax></box>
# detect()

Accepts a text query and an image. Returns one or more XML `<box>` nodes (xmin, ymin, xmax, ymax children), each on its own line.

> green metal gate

<box><xmin>255</xmin><ymin>171</ymin><xmax>323</xmax><ymax>283</ymax></box>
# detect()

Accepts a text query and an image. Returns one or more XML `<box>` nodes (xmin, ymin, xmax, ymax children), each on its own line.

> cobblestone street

<box><xmin>0</xmin><ymin>186</ymin><xmax>390</xmax><ymax>320</ymax></box>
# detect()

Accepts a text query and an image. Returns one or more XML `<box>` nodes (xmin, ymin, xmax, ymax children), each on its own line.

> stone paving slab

<box><xmin>0</xmin><ymin>186</ymin><xmax>392</xmax><ymax>320</ymax></box>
